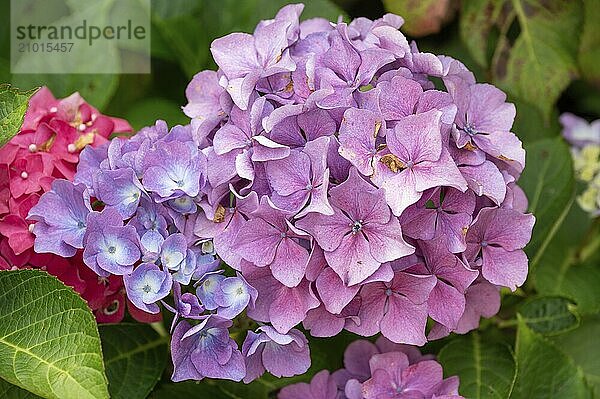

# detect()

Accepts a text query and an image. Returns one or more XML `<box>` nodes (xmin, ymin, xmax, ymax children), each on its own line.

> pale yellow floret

<box><xmin>573</xmin><ymin>145</ymin><xmax>600</xmax><ymax>182</ymax></box>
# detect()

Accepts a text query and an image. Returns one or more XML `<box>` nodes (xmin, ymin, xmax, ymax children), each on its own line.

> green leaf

<box><xmin>459</xmin><ymin>0</ymin><xmax>583</xmax><ymax>120</ymax></box>
<box><xmin>578</xmin><ymin>0</ymin><xmax>600</xmax><ymax>87</ymax></box>
<box><xmin>552</xmin><ymin>315</ymin><xmax>600</xmax><ymax>397</ymax></box>
<box><xmin>558</xmin><ymin>263</ymin><xmax>600</xmax><ymax>315</ymax></box>
<box><xmin>513</xmin><ymin>315</ymin><xmax>588</xmax><ymax>398</ymax></box>
<box><xmin>519</xmin><ymin>138</ymin><xmax>575</xmax><ymax>266</ymax></box>
<box><xmin>495</xmin><ymin>0</ymin><xmax>583</xmax><ymax>120</ymax></box>
<box><xmin>437</xmin><ymin>332</ymin><xmax>516</xmax><ymax>399</ymax></box>
<box><xmin>382</xmin><ymin>0</ymin><xmax>456</xmax><ymax>37</ymax></box>
<box><xmin>532</xmin><ymin>197</ymin><xmax>591</xmax><ymax>290</ymax></box>
<box><xmin>519</xmin><ymin>296</ymin><xmax>580</xmax><ymax>335</ymax></box>
<box><xmin>0</xmin><ymin>84</ymin><xmax>38</xmax><ymax>146</ymax></box>
<box><xmin>99</xmin><ymin>324</ymin><xmax>168</xmax><ymax>399</ymax></box>
<box><xmin>459</xmin><ymin>0</ymin><xmax>506</xmax><ymax>67</ymax></box>
<box><xmin>0</xmin><ymin>379</ymin><xmax>42</xmax><ymax>399</ymax></box>
<box><xmin>0</xmin><ymin>270</ymin><xmax>108</xmax><ymax>399</ymax></box>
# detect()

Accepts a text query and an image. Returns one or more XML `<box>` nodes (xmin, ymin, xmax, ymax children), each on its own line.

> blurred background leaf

<box><xmin>99</xmin><ymin>324</ymin><xmax>168</xmax><ymax>399</ymax></box>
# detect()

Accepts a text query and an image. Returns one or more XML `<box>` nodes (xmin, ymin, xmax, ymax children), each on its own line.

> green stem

<box><xmin>574</xmin><ymin>217</ymin><xmax>600</xmax><ymax>263</ymax></box>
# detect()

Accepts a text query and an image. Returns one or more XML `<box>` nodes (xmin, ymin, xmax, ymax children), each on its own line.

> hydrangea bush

<box><xmin>27</xmin><ymin>3</ymin><xmax>535</xmax><ymax>389</ymax></box>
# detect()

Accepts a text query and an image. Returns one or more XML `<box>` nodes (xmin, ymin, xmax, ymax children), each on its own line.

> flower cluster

<box><xmin>279</xmin><ymin>337</ymin><xmax>463</xmax><ymax>399</ymax></box>
<box><xmin>561</xmin><ymin>113</ymin><xmax>600</xmax><ymax>215</ymax></box>
<box><xmin>191</xmin><ymin>3</ymin><xmax>534</xmax><ymax>344</ymax></box>
<box><xmin>30</xmin><ymin>3</ymin><xmax>536</xmax><ymax>384</ymax></box>
<box><xmin>0</xmin><ymin>87</ymin><xmax>139</xmax><ymax>322</ymax></box>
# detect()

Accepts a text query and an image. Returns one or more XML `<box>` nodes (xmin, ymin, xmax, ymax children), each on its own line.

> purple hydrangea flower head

<box><xmin>28</xmin><ymin>180</ymin><xmax>91</xmax><ymax>257</ymax></box>
<box><xmin>297</xmin><ymin>167</ymin><xmax>414</xmax><ymax>285</ymax></box>
<box><xmin>82</xmin><ymin>208</ymin><xmax>141</xmax><ymax>276</ymax></box>
<box><xmin>124</xmin><ymin>263</ymin><xmax>172</xmax><ymax>314</ymax></box>
<box><xmin>242</xmin><ymin>326</ymin><xmax>310</xmax><ymax>383</ymax></box>
<box><xmin>171</xmin><ymin>316</ymin><xmax>245</xmax><ymax>382</ymax></box>
<box><xmin>465</xmin><ymin>207</ymin><xmax>535</xmax><ymax>290</ymax></box>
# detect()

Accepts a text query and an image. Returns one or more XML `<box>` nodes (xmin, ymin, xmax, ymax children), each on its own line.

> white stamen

<box><xmin>49</xmin><ymin>106</ymin><xmax>58</xmax><ymax>113</ymax></box>
<box><xmin>28</xmin><ymin>143</ymin><xmax>37</xmax><ymax>152</ymax></box>
<box><xmin>91</xmin><ymin>113</ymin><xmax>97</xmax><ymax>121</ymax></box>
<box><xmin>28</xmin><ymin>223</ymin><xmax>35</xmax><ymax>232</ymax></box>
<box><xmin>20</xmin><ymin>171</ymin><xmax>28</xmax><ymax>179</ymax></box>
<box><xmin>78</xmin><ymin>123</ymin><xmax>87</xmax><ymax>131</ymax></box>
<box><xmin>67</xmin><ymin>144</ymin><xmax>76</xmax><ymax>153</ymax></box>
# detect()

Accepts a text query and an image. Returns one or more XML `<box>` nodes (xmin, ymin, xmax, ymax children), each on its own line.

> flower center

<box><xmin>481</xmin><ymin>241</ymin><xmax>488</xmax><ymax>247</ymax></box>
<box><xmin>176</xmin><ymin>180</ymin><xmax>185</xmax><ymax>187</ymax></box>
<box><xmin>385</xmin><ymin>288</ymin><xmax>393</xmax><ymax>296</ymax></box>
<box><xmin>77</xmin><ymin>221</ymin><xmax>85</xmax><ymax>228</ymax></box>
<box><xmin>351</xmin><ymin>220</ymin><xmax>364</xmax><ymax>234</ymax></box>
<box><xmin>464</xmin><ymin>124</ymin><xmax>478</xmax><ymax>136</ymax></box>
<box><xmin>142</xmin><ymin>284</ymin><xmax>152</xmax><ymax>293</ymax></box>
<box><xmin>236</xmin><ymin>287</ymin><xmax>244</xmax><ymax>295</ymax></box>
<box><xmin>108</xmin><ymin>246</ymin><xmax>117</xmax><ymax>254</ymax></box>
